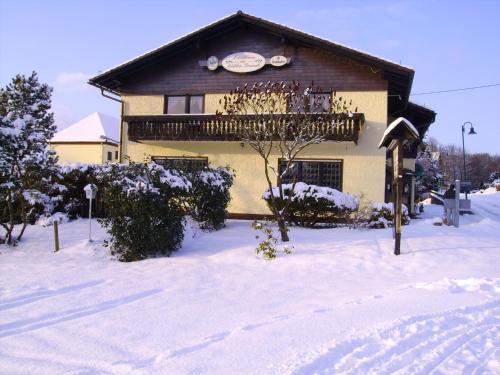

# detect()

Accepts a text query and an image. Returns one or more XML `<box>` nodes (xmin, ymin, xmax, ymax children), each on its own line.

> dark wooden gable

<box><xmin>120</xmin><ymin>26</ymin><xmax>387</xmax><ymax>95</ymax></box>
<box><xmin>90</xmin><ymin>11</ymin><xmax>414</xmax><ymax>112</ymax></box>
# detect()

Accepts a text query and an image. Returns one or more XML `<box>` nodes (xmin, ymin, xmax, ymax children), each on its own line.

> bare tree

<box><xmin>424</xmin><ymin>138</ymin><xmax>500</xmax><ymax>189</ymax></box>
<box><xmin>219</xmin><ymin>81</ymin><xmax>355</xmax><ymax>241</ymax></box>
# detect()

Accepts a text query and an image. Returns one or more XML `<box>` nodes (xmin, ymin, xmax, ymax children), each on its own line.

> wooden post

<box><xmin>378</xmin><ymin>117</ymin><xmax>420</xmax><ymax>257</ymax></box>
<box><xmin>53</xmin><ymin>220</ymin><xmax>60</xmax><ymax>252</ymax></box>
<box><xmin>454</xmin><ymin>179</ymin><xmax>460</xmax><ymax>227</ymax></box>
<box><xmin>410</xmin><ymin>175</ymin><xmax>416</xmax><ymax>216</ymax></box>
<box><xmin>389</xmin><ymin>139</ymin><xmax>402</xmax><ymax>255</ymax></box>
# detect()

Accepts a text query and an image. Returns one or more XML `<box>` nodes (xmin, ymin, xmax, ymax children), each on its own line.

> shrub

<box><xmin>252</xmin><ymin>220</ymin><xmax>292</xmax><ymax>259</ymax></box>
<box><xmin>187</xmin><ymin>167</ymin><xmax>234</xmax><ymax>230</ymax></box>
<box><xmin>367</xmin><ymin>202</ymin><xmax>410</xmax><ymax>229</ymax></box>
<box><xmin>97</xmin><ymin>163</ymin><xmax>191</xmax><ymax>262</ymax></box>
<box><xmin>262</xmin><ymin>182</ymin><xmax>359</xmax><ymax>227</ymax></box>
<box><xmin>57</xmin><ymin>164</ymin><xmax>105</xmax><ymax>219</ymax></box>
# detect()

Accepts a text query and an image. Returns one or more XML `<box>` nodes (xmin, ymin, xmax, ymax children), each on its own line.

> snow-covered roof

<box><xmin>51</xmin><ymin>112</ymin><xmax>119</xmax><ymax>144</ymax></box>
<box><xmin>378</xmin><ymin>117</ymin><xmax>419</xmax><ymax>148</ymax></box>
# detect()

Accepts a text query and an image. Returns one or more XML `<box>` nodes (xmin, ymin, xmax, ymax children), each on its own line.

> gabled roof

<box><xmin>88</xmin><ymin>11</ymin><xmax>414</xmax><ymax>110</ymax></box>
<box><xmin>379</xmin><ymin>117</ymin><xmax>419</xmax><ymax>148</ymax></box>
<box><xmin>51</xmin><ymin>112</ymin><xmax>119</xmax><ymax>144</ymax></box>
<box><xmin>400</xmin><ymin>101</ymin><xmax>437</xmax><ymax>139</ymax></box>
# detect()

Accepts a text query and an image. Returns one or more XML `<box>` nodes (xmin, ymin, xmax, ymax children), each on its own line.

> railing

<box><xmin>125</xmin><ymin>113</ymin><xmax>365</xmax><ymax>143</ymax></box>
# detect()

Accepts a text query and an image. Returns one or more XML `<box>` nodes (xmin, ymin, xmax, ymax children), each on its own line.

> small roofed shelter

<box><xmin>379</xmin><ymin>117</ymin><xmax>419</xmax><ymax>149</ymax></box>
<box><xmin>379</xmin><ymin>117</ymin><xmax>420</xmax><ymax>254</ymax></box>
<box><xmin>384</xmin><ymin>103</ymin><xmax>436</xmax><ymax>213</ymax></box>
<box><xmin>50</xmin><ymin>112</ymin><xmax>120</xmax><ymax>164</ymax></box>
<box><xmin>380</xmin><ymin>117</ymin><xmax>420</xmax><ymax>217</ymax></box>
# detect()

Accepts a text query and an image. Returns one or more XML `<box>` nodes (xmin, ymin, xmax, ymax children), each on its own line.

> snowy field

<box><xmin>1</xmin><ymin>192</ymin><xmax>499</xmax><ymax>374</ymax></box>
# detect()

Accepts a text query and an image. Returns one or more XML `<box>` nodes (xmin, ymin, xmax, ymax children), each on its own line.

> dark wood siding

<box><xmin>120</xmin><ymin>27</ymin><xmax>387</xmax><ymax>95</ymax></box>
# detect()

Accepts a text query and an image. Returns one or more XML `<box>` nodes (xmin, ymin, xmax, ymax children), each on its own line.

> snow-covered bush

<box><xmin>57</xmin><ymin>163</ymin><xmax>106</xmax><ymax>219</ymax></box>
<box><xmin>262</xmin><ymin>182</ymin><xmax>359</xmax><ymax>227</ymax></box>
<box><xmin>187</xmin><ymin>167</ymin><xmax>234</xmax><ymax>230</ymax></box>
<box><xmin>57</xmin><ymin>163</ymin><xmax>234</xmax><ymax>231</ymax></box>
<box><xmin>0</xmin><ymin>72</ymin><xmax>61</xmax><ymax>244</ymax></box>
<box><xmin>97</xmin><ymin>162</ymin><xmax>191</xmax><ymax>262</ymax></box>
<box><xmin>36</xmin><ymin>212</ymin><xmax>69</xmax><ymax>227</ymax></box>
<box><xmin>367</xmin><ymin>202</ymin><xmax>410</xmax><ymax>229</ymax></box>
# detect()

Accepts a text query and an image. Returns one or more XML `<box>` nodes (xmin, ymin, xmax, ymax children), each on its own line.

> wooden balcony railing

<box><xmin>125</xmin><ymin>113</ymin><xmax>365</xmax><ymax>143</ymax></box>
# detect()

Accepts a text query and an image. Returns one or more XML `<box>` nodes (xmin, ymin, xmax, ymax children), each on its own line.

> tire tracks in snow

<box><xmin>288</xmin><ymin>299</ymin><xmax>500</xmax><ymax>375</ymax></box>
<box><xmin>0</xmin><ymin>279</ymin><xmax>106</xmax><ymax>311</ymax></box>
<box><xmin>0</xmin><ymin>289</ymin><xmax>163</xmax><ymax>338</ymax></box>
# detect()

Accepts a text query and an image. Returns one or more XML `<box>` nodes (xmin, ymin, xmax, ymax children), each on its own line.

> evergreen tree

<box><xmin>489</xmin><ymin>171</ymin><xmax>500</xmax><ymax>183</ymax></box>
<box><xmin>415</xmin><ymin>145</ymin><xmax>442</xmax><ymax>193</ymax></box>
<box><xmin>0</xmin><ymin>72</ymin><xmax>61</xmax><ymax>244</ymax></box>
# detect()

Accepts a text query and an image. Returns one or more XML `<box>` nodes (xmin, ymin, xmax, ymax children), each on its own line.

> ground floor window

<box><xmin>278</xmin><ymin>159</ymin><xmax>343</xmax><ymax>190</ymax></box>
<box><xmin>152</xmin><ymin>156</ymin><xmax>208</xmax><ymax>171</ymax></box>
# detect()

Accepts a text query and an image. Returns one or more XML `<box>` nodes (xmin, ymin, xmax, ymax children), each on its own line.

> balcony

<box><xmin>125</xmin><ymin>113</ymin><xmax>365</xmax><ymax>143</ymax></box>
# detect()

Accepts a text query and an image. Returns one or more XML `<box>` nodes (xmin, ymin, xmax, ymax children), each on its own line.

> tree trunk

<box><xmin>277</xmin><ymin>216</ymin><xmax>289</xmax><ymax>242</ymax></box>
<box><xmin>5</xmin><ymin>196</ymin><xmax>15</xmax><ymax>245</ymax></box>
<box><xmin>17</xmin><ymin>222</ymin><xmax>27</xmax><ymax>242</ymax></box>
<box><xmin>17</xmin><ymin>196</ymin><xmax>28</xmax><ymax>242</ymax></box>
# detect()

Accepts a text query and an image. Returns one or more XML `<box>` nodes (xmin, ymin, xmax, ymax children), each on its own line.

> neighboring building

<box><xmin>50</xmin><ymin>112</ymin><xmax>120</xmax><ymax>164</ymax></box>
<box><xmin>88</xmin><ymin>11</ymin><xmax>436</xmax><ymax>217</ymax></box>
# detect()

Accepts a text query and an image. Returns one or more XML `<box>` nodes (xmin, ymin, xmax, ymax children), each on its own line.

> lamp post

<box><xmin>83</xmin><ymin>184</ymin><xmax>98</xmax><ymax>242</ymax></box>
<box><xmin>461</xmin><ymin>121</ymin><xmax>477</xmax><ymax>198</ymax></box>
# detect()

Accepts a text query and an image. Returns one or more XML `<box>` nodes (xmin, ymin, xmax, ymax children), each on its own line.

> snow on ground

<box><xmin>1</xmin><ymin>193</ymin><xmax>499</xmax><ymax>374</ymax></box>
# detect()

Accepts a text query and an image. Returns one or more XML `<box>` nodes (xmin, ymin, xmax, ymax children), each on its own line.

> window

<box><xmin>288</xmin><ymin>93</ymin><xmax>331</xmax><ymax>113</ymax></box>
<box><xmin>152</xmin><ymin>156</ymin><xmax>208</xmax><ymax>172</ymax></box>
<box><xmin>189</xmin><ymin>96</ymin><xmax>204</xmax><ymax>114</ymax></box>
<box><xmin>278</xmin><ymin>159</ymin><xmax>343</xmax><ymax>190</ymax></box>
<box><xmin>115</xmin><ymin>151</ymin><xmax>119</xmax><ymax>159</ymax></box>
<box><xmin>309</xmin><ymin>93</ymin><xmax>331</xmax><ymax>113</ymax></box>
<box><xmin>165</xmin><ymin>95</ymin><xmax>204</xmax><ymax>114</ymax></box>
<box><xmin>107</xmin><ymin>151</ymin><xmax>112</xmax><ymax>161</ymax></box>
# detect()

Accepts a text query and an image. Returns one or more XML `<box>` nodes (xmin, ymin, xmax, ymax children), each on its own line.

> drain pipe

<box><xmin>94</xmin><ymin>86</ymin><xmax>125</xmax><ymax>163</ymax></box>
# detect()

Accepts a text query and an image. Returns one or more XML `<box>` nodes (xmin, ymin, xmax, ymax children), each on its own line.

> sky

<box><xmin>1</xmin><ymin>0</ymin><xmax>499</xmax><ymax>154</ymax></box>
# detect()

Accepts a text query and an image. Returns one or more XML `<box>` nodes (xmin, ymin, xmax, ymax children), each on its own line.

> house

<box><xmin>88</xmin><ymin>11</ymin><xmax>436</xmax><ymax>217</ymax></box>
<box><xmin>50</xmin><ymin>112</ymin><xmax>120</xmax><ymax>164</ymax></box>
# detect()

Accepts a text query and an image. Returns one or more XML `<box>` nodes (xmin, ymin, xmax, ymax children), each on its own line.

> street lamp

<box><xmin>461</xmin><ymin>121</ymin><xmax>477</xmax><ymax>198</ymax></box>
<box><xmin>83</xmin><ymin>184</ymin><xmax>98</xmax><ymax>242</ymax></box>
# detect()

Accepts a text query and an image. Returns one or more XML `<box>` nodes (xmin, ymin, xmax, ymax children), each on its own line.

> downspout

<box><xmin>96</xmin><ymin>86</ymin><xmax>125</xmax><ymax>163</ymax></box>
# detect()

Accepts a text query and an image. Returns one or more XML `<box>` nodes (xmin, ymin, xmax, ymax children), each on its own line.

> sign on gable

<box><xmin>222</xmin><ymin>52</ymin><xmax>266</xmax><ymax>73</ymax></box>
<box><xmin>199</xmin><ymin>53</ymin><xmax>290</xmax><ymax>73</ymax></box>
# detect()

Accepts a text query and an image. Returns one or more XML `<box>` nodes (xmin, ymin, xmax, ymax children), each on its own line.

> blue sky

<box><xmin>1</xmin><ymin>0</ymin><xmax>499</xmax><ymax>153</ymax></box>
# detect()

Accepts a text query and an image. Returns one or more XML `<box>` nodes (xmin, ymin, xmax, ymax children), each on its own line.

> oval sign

<box><xmin>222</xmin><ymin>52</ymin><xmax>266</xmax><ymax>73</ymax></box>
<box><xmin>270</xmin><ymin>55</ymin><xmax>288</xmax><ymax>67</ymax></box>
<box><xmin>207</xmin><ymin>56</ymin><xmax>218</xmax><ymax>71</ymax></box>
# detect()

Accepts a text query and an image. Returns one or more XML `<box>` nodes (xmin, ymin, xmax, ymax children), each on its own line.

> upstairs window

<box><xmin>309</xmin><ymin>93</ymin><xmax>331</xmax><ymax>113</ymax></box>
<box><xmin>288</xmin><ymin>93</ymin><xmax>331</xmax><ymax>113</ymax></box>
<box><xmin>165</xmin><ymin>95</ymin><xmax>204</xmax><ymax>114</ymax></box>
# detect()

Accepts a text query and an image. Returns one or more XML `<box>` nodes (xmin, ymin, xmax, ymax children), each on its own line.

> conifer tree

<box><xmin>415</xmin><ymin>145</ymin><xmax>442</xmax><ymax>193</ymax></box>
<box><xmin>0</xmin><ymin>71</ymin><xmax>61</xmax><ymax>244</ymax></box>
